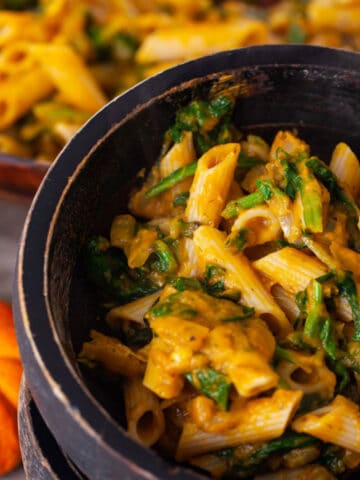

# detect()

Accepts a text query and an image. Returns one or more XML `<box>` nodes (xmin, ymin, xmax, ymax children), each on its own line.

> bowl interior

<box><xmin>42</xmin><ymin>49</ymin><xmax>360</xmax><ymax>476</ymax></box>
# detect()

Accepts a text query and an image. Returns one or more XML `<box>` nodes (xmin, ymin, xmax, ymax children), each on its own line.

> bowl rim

<box><xmin>14</xmin><ymin>44</ymin><xmax>360</xmax><ymax>479</ymax></box>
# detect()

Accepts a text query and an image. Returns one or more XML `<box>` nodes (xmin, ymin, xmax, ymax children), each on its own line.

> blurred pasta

<box><xmin>0</xmin><ymin>0</ymin><xmax>359</xmax><ymax>162</ymax></box>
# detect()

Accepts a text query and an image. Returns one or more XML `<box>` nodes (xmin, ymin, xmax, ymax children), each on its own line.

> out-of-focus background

<box><xmin>0</xmin><ymin>0</ymin><xmax>359</xmax><ymax>478</ymax></box>
<box><xmin>0</xmin><ymin>0</ymin><xmax>359</xmax><ymax>164</ymax></box>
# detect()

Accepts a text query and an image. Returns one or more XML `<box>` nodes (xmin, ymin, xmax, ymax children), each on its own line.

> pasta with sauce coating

<box><xmin>80</xmin><ymin>91</ymin><xmax>360</xmax><ymax>479</ymax></box>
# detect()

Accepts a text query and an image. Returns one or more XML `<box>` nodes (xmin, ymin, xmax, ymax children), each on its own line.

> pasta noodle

<box><xmin>79</xmin><ymin>92</ymin><xmax>360</xmax><ymax>478</ymax></box>
<box><xmin>329</xmin><ymin>142</ymin><xmax>360</xmax><ymax>198</ymax></box>
<box><xmin>0</xmin><ymin>67</ymin><xmax>53</xmax><ymax>129</ymax></box>
<box><xmin>0</xmin><ymin>1</ymin><xmax>359</xmax><ymax>161</ymax></box>
<box><xmin>253</xmin><ymin>247</ymin><xmax>328</xmax><ymax>294</ymax></box>
<box><xmin>123</xmin><ymin>376</ymin><xmax>165</xmax><ymax>446</ymax></box>
<box><xmin>30</xmin><ymin>43</ymin><xmax>107</xmax><ymax>113</ymax></box>
<box><xmin>193</xmin><ymin>225</ymin><xmax>292</xmax><ymax>338</ymax></box>
<box><xmin>185</xmin><ymin>143</ymin><xmax>239</xmax><ymax>227</ymax></box>
<box><xmin>292</xmin><ymin>395</ymin><xmax>360</xmax><ymax>452</ymax></box>
<box><xmin>276</xmin><ymin>351</ymin><xmax>336</xmax><ymax>399</ymax></box>
<box><xmin>176</xmin><ymin>389</ymin><xmax>302</xmax><ymax>461</ymax></box>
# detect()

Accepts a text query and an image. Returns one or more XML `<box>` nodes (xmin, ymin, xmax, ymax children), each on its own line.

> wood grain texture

<box><xmin>0</xmin><ymin>156</ymin><xmax>48</xmax><ymax>197</ymax></box>
<box><xmin>18</xmin><ymin>377</ymin><xmax>83</xmax><ymax>480</ymax></box>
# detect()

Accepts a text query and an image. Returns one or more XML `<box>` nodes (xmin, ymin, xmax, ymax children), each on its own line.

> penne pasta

<box><xmin>176</xmin><ymin>389</ymin><xmax>302</xmax><ymax>460</ymax></box>
<box><xmin>193</xmin><ymin>225</ymin><xmax>292</xmax><ymax>338</ymax></box>
<box><xmin>308</xmin><ymin>0</ymin><xmax>360</xmax><ymax>33</ymax></box>
<box><xmin>30</xmin><ymin>43</ymin><xmax>107</xmax><ymax>113</ymax></box>
<box><xmin>185</xmin><ymin>143</ymin><xmax>239</xmax><ymax>228</ymax></box>
<box><xmin>276</xmin><ymin>351</ymin><xmax>336</xmax><ymax>399</ymax></box>
<box><xmin>0</xmin><ymin>67</ymin><xmax>53</xmax><ymax>129</ymax></box>
<box><xmin>78</xmin><ymin>330</ymin><xmax>145</xmax><ymax>377</ymax></box>
<box><xmin>136</xmin><ymin>20</ymin><xmax>267</xmax><ymax>63</ymax></box>
<box><xmin>124</xmin><ymin>376</ymin><xmax>165</xmax><ymax>446</ymax></box>
<box><xmin>231</xmin><ymin>205</ymin><xmax>282</xmax><ymax>246</ymax></box>
<box><xmin>129</xmin><ymin>132</ymin><xmax>196</xmax><ymax>219</ymax></box>
<box><xmin>143</xmin><ymin>355</ymin><xmax>184</xmax><ymax>399</ymax></box>
<box><xmin>106</xmin><ymin>291</ymin><xmax>162</xmax><ymax>328</ymax></box>
<box><xmin>0</xmin><ymin>42</ymin><xmax>36</xmax><ymax>75</ymax></box>
<box><xmin>160</xmin><ymin>131</ymin><xmax>196</xmax><ymax>178</ymax></box>
<box><xmin>292</xmin><ymin>395</ymin><xmax>360</xmax><ymax>452</ymax></box>
<box><xmin>271</xmin><ymin>284</ymin><xmax>299</xmax><ymax>324</ymax></box>
<box><xmin>253</xmin><ymin>247</ymin><xmax>328</xmax><ymax>295</ymax></box>
<box><xmin>330</xmin><ymin>142</ymin><xmax>360</xmax><ymax>198</ymax></box>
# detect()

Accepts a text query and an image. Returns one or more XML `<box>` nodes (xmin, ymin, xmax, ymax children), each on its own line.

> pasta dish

<box><xmin>79</xmin><ymin>90</ymin><xmax>360</xmax><ymax>479</ymax></box>
<box><xmin>0</xmin><ymin>0</ymin><xmax>359</xmax><ymax>162</ymax></box>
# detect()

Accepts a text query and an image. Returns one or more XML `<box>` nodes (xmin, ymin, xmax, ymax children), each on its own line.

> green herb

<box><xmin>288</xmin><ymin>21</ymin><xmax>307</xmax><ymax>43</ymax></box>
<box><xmin>86</xmin><ymin>23</ymin><xmax>112</xmax><ymax>61</ymax></box>
<box><xmin>316</xmin><ymin>272</ymin><xmax>335</xmax><ymax>284</ymax></box>
<box><xmin>304</xmin><ymin>280</ymin><xmax>323</xmax><ymax>338</ymax></box>
<box><xmin>295</xmin><ymin>289</ymin><xmax>308</xmax><ymax>314</ymax></box>
<box><xmin>167</xmin><ymin>96</ymin><xmax>235</xmax><ymax>154</ymax></box>
<box><xmin>274</xmin><ymin>345</ymin><xmax>297</xmax><ymax>364</ymax></box>
<box><xmin>172</xmin><ymin>218</ymin><xmax>199</xmax><ymax>238</ymax></box>
<box><xmin>232</xmin><ymin>432</ymin><xmax>317</xmax><ymax>473</ymax></box>
<box><xmin>320</xmin><ymin>317</ymin><xmax>337</xmax><ymax>360</ymax></box>
<box><xmin>329</xmin><ymin>358</ymin><xmax>350</xmax><ymax>393</ymax></box>
<box><xmin>148</xmin><ymin>292</ymin><xmax>197</xmax><ymax>320</ymax></box>
<box><xmin>319</xmin><ymin>445</ymin><xmax>346</xmax><ymax>475</ymax></box>
<box><xmin>255</xmin><ymin>179</ymin><xmax>274</xmax><ymax>201</ymax></box>
<box><xmin>222</xmin><ymin>190</ymin><xmax>265</xmax><ymax>219</ymax></box>
<box><xmin>225</xmin><ymin>228</ymin><xmax>250</xmax><ymax>251</ymax></box>
<box><xmin>285</xmin><ymin>332</ymin><xmax>315</xmax><ymax>353</ymax></box>
<box><xmin>151</xmin><ymin>240</ymin><xmax>178</xmax><ymax>274</ymax></box>
<box><xmin>222</xmin><ymin>179</ymin><xmax>285</xmax><ymax>219</ymax></box>
<box><xmin>237</xmin><ymin>151</ymin><xmax>264</xmax><ymax>170</ymax></box>
<box><xmin>84</xmin><ymin>236</ymin><xmax>160</xmax><ymax>305</ymax></box>
<box><xmin>173</xmin><ymin>191</ymin><xmax>190</xmax><ymax>207</ymax></box>
<box><xmin>204</xmin><ymin>264</ymin><xmax>226</xmax><ymax>295</ymax></box>
<box><xmin>185</xmin><ymin>367</ymin><xmax>232</xmax><ymax>410</ymax></box>
<box><xmin>337</xmin><ymin>271</ymin><xmax>360</xmax><ymax>341</ymax></box>
<box><xmin>306</xmin><ymin>157</ymin><xmax>358</xmax><ymax>216</ymax></box>
<box><xmin>280</xmin><ymin>157</ymin><xmax>301</xmax><ymax>200</ymax></box>
<box><xmin>169</xmin><ymin>277</ymin><xmax>203</xmax><ymax>292</ymax></box>
<box><xmin>300</xmin><ymin>182</ymin><xmax>323</xmax><ymax>233</ymax></box>
<box><xmin>33</xmin><ymin>102</ymin><xmax>90</xmax><ymax>125</ymax></box>
<box><xmin>250</xmin><ymin>432</ymin><xmax>316</xmax><ymax>463</ymax></box>
<box><xmin>145</xmin><ymin>162</ymin><xmax>197</xmax><ymax>198</ymax></box>
<box><xmin>276</xmin><ymin>239</ymin><xmax>307</xmax><ymax>249</ymax></box>
<box><xmin>299</xmin><ymin>168</ymin><xmax>323</xmax><ymax>233</ymax></box>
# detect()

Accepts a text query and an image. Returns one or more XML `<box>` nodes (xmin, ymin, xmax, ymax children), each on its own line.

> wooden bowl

<box><xmin>18</xmin><ymin>376</ymin><xmax>83</xmax><ymax>479</ymax></box>
<box><xmin>13</xmin><ymin>45</ymin><xmax>360</xmax><ymax>479</ymax></box>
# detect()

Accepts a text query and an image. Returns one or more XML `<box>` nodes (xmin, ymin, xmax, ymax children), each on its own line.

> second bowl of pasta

<box><xmin>14</xmin><ymin>45</ymin><xmax>360</xmax><ymax>480</ymax></box>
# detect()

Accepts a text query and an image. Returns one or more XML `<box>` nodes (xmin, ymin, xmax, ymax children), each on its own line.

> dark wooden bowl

<box><xmin>18</xmin><ymin>376</ymin><xmax>83</xmax><ymax>480</ymax></box>
<box><xmin>13</xmin><ymin>45</ymin><xmax>360</xmax><ymax>479</ymax></box>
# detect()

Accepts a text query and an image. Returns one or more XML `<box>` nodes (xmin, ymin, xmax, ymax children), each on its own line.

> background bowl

<box><xmin>14</xmin><ymin>45</ymin><xmax>360</xmax><ymax>479</ymax></box>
